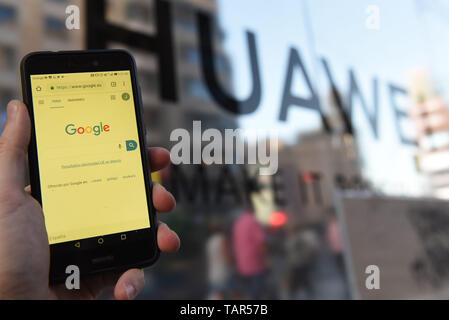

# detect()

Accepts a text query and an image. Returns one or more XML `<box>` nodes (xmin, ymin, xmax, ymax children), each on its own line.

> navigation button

<box><xmin>97</xmin><ymin>238</ymin><xmax>104</xmax><ymax>245</ymax></box>
<box><xmin>120</xmin><ymin>234</ymin><xmax>127</xmax><ymax>241</ymax></box>
<box><xmin>74</xmin><ymin>242</ymin><xmax>81</xmax><ymax>248</ymax></box>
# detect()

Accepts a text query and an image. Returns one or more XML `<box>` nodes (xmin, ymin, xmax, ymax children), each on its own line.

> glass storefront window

<box><xmin>2</xmin><ymin>0</ymin><xmax>449</xmax><ymax>300</ymax></box>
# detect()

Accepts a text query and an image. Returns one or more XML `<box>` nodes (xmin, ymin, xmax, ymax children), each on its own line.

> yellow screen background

<box><xmin>30</xmin><ymin>71</ymin><xmax>150</xmax><ymax>244</ymax></box>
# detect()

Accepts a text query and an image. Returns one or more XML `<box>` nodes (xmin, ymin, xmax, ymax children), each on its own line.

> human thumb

<box><xmin>0</xmin><ymin>100</ymin><xmax>31</xmax><ymax>192</ymax></box>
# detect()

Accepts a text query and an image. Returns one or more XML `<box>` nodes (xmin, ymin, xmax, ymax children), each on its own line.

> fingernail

<box><xmin>125</xmin><ymin>284</ymin><xmax>137</xmax><ymax>300</ymax></box>
<box><xmin>154</xmin><ymin>182</ymin><xmax>166</xmax><ymax>191</ymax></box>
<box><xmin>160</xmin><ymin>222</ymin><xmax>170</xmax><ymax>231</ymax></box>
<box><xmin>7</xmin><ymin>102</ymin><xmax>19</xmax><ymax>121</ymax></box>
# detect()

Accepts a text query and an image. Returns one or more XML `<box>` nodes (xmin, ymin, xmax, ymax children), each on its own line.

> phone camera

<box><xmin>93</xmin><ymin>60</ymin><xmax>99</xmax><ymax>67</ymax></box>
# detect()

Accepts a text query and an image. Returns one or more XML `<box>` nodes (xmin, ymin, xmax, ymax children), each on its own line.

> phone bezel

<box><xmin>20</xmin><ymin>50</ymin><xmax>159</xmax><ymax>283</ymax></box>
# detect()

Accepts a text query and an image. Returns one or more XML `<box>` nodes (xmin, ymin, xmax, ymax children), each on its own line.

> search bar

<box><xmin>40</xmin><ymin>140</ymin><xmax>138</xmax><ymax>160</ymax></box>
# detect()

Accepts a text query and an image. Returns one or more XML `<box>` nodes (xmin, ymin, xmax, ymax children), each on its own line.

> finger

<box><xmin>0</xmin><ymin>100</ymin><xmax>30</xmax><ymax>191</ymax></box>
<box><xmin>157</xmin><ymin>222</ymin><xmax>180</xmax><ymax>252</ymax></box>
<box><xmin>24</xmin><ymin>185</ymin><xmax>31</xmax><ymax>195</ymax></box>
<box><xmin>148</xmin><ymin>147</ymin><xmax>171</xmax><ymax>172</ymax></box>
<box><xmin>113</xmin><ymin>269</ymin><xmax>145</xmax><ymax>300</ymax></box>
<box><xmin>152</xmin><ymin>183</ymin><xmax>175</xmax><ymax>212</ymax></box>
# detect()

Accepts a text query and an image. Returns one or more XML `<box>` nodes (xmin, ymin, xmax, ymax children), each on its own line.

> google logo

<box><xmin>65</xmin><ymin>122</ymin><xmax>110</xmax><ymax>136</ymax></box>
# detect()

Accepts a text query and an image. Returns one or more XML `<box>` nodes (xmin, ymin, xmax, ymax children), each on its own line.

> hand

<box><xmin>0</xmin><ymin>100</ymin><xmax>179</xmax><ymax>300</ymax></box>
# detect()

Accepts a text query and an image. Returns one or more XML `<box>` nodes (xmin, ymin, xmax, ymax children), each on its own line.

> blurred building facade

<box><xmin>409</xmin><ymin>69</ymin><xmax>449</xmax><ymax>199</ymax></box>
<box><xmin>278</xmin><ymin>131</ymin><xmax>361</xmax><ymax>226</ymax></box>
<box><xmin>0</xmin><ymin>0</ymin><xmax>84</xmax><ymax>129</ymax></box>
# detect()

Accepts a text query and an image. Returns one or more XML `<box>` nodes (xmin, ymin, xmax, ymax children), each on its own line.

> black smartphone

<box><xmin>20</xmin><ymin>50</ymin><xmax>159</xmax><ymax>283</ymax></box>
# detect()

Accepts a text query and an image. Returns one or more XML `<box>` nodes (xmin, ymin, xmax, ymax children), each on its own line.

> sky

<box><xmin>216</xmin><ymin>0</ymin><xmax>449</xmax><ymax>196</ymax></box>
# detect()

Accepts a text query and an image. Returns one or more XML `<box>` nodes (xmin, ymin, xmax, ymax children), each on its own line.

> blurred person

<box><xmin>282</xmin><ymin>223</ymin><xmax>319</xmax><ymax>299</ymax></box>
<box><xmin>326</xmin><ymin>213</ymin><xmax>345</xmax><ymax>275</ymax></box>
<box><xmin>232</xmin><ymin>204</ymin><xmax>267</xmax><ymax>300</ymax></box>
<box><xmin>0</xmin><ymin>100</ymin><xmax>180</xmax><ymax>300</ymax></box>
<box><xmin>205</xmin><ymin>217</ymin><xmax>232</xmax><ymax>299</ymax></box>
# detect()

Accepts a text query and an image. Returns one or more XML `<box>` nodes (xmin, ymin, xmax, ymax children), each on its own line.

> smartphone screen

<box><xmin>29</xmin><ymin>71</ymin><xmax>151</xmax><ymax>244</ymax></box>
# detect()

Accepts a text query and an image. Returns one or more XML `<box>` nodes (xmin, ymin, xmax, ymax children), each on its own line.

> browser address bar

<box><xmin>47</xmin><ymin>81</ymin><xmax>105</xmax><ymax>92</ymax></box>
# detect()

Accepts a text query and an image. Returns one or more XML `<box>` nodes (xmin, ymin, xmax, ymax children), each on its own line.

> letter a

<box><xmin>365</xmin><ymin>265</ymin><xmax>380</xmax><ymax>290</ymax></box>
